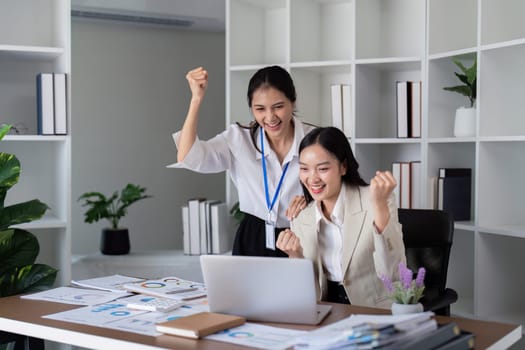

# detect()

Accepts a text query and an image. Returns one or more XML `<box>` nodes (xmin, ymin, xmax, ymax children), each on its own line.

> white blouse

<box><xmin>169</xmin><ymin>117</ymin><xmax>314</xmax><ymax>227</ymax></box>
<box><xmin>315</xmin><ymin>184</ymin><xmax>346</xmax><ymax>282</ymax></box>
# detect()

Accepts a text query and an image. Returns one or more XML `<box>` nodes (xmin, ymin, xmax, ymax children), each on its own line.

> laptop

<box><xmin>200</xmin><ymin>255</ymin><xmax>332</xmax><ymax>325</ymax></box>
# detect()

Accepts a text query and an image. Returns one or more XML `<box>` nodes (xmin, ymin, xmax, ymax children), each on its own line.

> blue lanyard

<box><xmin>260</xmin><ymin>128</ymin><xmax>290</xmax><ymax>213</ymax></box>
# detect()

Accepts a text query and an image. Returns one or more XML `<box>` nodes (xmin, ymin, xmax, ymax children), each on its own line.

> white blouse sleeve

<box><xmin>170</xmin><ymin>128</ymin><xmax>234</xmax><ymax>173</ymax></box>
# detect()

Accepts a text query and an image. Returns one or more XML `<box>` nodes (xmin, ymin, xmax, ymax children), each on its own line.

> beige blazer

<box><xmin>290</xmin><ymin>184</ymin><xmax>406</xmax><ymax>309</ymax></box>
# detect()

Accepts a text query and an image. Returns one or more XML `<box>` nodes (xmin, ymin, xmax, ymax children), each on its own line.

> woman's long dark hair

<box><xmin>237</xmin><ymin>66</ymin><xmax>298</xmax><ymax>152</ymax></box>
<box><xmin>299</xmin><ymin>127</ymin><xmax>368</xmax><ymax>203</ymax></box>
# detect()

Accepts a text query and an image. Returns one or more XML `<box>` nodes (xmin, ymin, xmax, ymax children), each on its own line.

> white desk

<box><xmin>72</xmin><ymin>250</ymin><xmax>204</xmax><ymax>282</ymax></box>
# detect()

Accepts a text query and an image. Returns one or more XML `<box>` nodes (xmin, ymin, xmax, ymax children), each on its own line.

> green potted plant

<box><xmin>78</xmin><ymin>183</ymin><xmax>151</xmax><ymax>255</ymax></box>
<box><xmin>0</xmin><ymin>124</ymin><xmax>57</xmax><ymax>296</ymax></box>
<box><xmin>443</xmin><ymin>57</ymin><xmax>477</xmax><ymax>137</ymax></box>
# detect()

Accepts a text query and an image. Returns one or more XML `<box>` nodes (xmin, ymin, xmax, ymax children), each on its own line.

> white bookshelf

<box><xmin>0</xmin><ymin>0</ymin><xmax>71</xmax><ymax>287</ymax></box>
<box><xmin>227</xmin><ymin>0</ymin><xmax>525</xmax><ymax>330</ymax></box>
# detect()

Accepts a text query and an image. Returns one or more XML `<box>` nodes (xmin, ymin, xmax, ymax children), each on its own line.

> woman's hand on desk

<box><xmin>277</xmin><ymin>229</ymin><xmax>304</xmax><ymax>258</ymax></box>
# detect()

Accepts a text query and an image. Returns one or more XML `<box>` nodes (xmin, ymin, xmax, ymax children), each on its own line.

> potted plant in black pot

<box><xmin>78</xmin><ymin>184</ymin><xmax>151</xmax><ymax>255</ymax></box>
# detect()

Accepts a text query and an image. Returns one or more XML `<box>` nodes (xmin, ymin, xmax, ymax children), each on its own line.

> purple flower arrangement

<box><xmin>381</xmin><ymin>263</ymin><xmax>425</xmax><ymax>304</ymax></box>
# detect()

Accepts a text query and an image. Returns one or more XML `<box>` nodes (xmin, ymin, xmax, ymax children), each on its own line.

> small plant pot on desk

<box><xmin>100</xmin><ymin>228</ymin><xmax>130</xmax><ymax>255</ymax></box>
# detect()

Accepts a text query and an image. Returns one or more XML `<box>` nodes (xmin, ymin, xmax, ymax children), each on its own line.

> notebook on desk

<box><xmin>200</xmin><ymin>255</ymin><xmax>332</xmax><ymax>325</ymax></box>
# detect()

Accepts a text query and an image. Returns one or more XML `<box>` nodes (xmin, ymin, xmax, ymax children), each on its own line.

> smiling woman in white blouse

<box><xmin>172</xmin><ymin>65</ymin><xmax>314</xmax><ymax>257</ymax></box>
<box><xmin>276</xmin><ymin>127</ymin><xmax>406</xmax><ymax>308</ymax></box>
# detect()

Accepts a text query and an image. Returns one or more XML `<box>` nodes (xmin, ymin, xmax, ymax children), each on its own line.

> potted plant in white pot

<box><xmin>78</xmin><ymin>183</ymin><xmax>151</xmax><ymax>255</ymax></box>
<box><xmin>381</xmin><ymin>263</ymin><xmax>426</xmax><ymax>315</ymax></box>
<box><xmin>443</xmin><ymin>58</ymin><xmax>477</xmax><ymax>137</ymax></box>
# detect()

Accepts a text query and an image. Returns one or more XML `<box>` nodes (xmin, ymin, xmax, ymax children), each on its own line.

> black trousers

<box><xmin>232</xmin><ymin>213</ymin><xmax>287</xmax><ymax>257</ymax></box>
<box><xmin>325</xmin><ymin>280</ymin><xmax>351</xmax><ymax>304</ymax></box>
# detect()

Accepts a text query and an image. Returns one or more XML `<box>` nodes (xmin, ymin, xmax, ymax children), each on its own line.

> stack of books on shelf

<box><xmin>396</xmin><ymin>80</ymin><xmax>421</xmax><ymax>138</ymax></box>
<box><xmin>392</xmin><ymin>161</ymin><xmax>421</xmax><ymax>209</ymax></box>
<box><xmin>291</xmin><ymin>312</ymin><xmax>474</xmax><ymax>350</ymax></box>
<box><xmin>429</xmin><ymin>168</ymin><xmax>472</xmax><ymax>221</ymax></box>
<box><xmin>36</xmin><ymin>72</ymin><xmax>68</xmax><ymax>135</ymax></box>
<box><xmin>330</xmin><ymin>83</ymin><xmax>352</xmax><ymax>136</ymax></box>
<box><xmin>182</xmin><ymin>198</ymin><xmax>233</xmax><ymax>255</ymax></box>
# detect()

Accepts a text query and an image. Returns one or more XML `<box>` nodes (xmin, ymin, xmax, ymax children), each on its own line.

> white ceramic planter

<box><xmin>391</xmin><ymin>302</ymin><xmax>424</xmax><ymax>315</ymax></box>
<box><xmin>453</xmin><ymin>107</ymin><xmax>476</xmax><ymax>137</ymax></box>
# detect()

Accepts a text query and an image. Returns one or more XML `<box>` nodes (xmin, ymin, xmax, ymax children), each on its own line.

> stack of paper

<box><xmin>291</xmin><ymin>312</ymin><xmax>436</xmax><ymax>349</ymax></box>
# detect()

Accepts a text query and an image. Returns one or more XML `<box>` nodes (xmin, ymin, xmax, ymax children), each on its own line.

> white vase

<box><xmin>391</xmin><ymin>302</ymin><xmax>424</xmax><ymax>315</ymax></box>
<box><xmin>453</xmin><ymin>107</ymin><xmax>476</xmax><ymax>137</ymax></box>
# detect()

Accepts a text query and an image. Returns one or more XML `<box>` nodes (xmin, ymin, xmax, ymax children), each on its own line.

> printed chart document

<box><xmin>44</xmin><ymin>301</ymin><xmax>200</xmax><ymax>336</ymax></box>
<box><xmin>21</xmin><ymin>286</ymin><xmax>126</xmax><ymax>306</ymax></box>
<box><xmin>123</xmin><ymin>276</ymin><xmax>206</xmax><ymax>301</ymax></box>
<box><xmin>42</xmin><ymin>293</ymin><xmax>303</xmax><ymax>347</ymax></box>
<box><xmin>71</xmin><ymin>274</ymin><xmax>145</xmax><ymax>293</ymax></box>
<box><xmin>206</xmin><ymin>322</ymin><xmax>306</xmax><ymax>350</ymax></box>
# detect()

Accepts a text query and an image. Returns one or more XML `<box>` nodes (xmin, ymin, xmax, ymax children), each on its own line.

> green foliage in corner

<box><xmin>0</xmin><ymin>124</ymin><xmax>57</xmax><ymax>297</ymax></box>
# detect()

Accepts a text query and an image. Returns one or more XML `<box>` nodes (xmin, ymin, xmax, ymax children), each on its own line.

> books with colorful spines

<box><xmin>437</xmin><ymin>168</ymin><xmax>472</xmax><ymax>221</ymax></box>
<box><xmin>434</xmin><ymin>331</ymin><xmax>475</xmax><ymax>350</ymax></box>
<box><xmin>155</xmin><ymin>312</ymin><xmax>245</xmax><ymax>339</ymax></box>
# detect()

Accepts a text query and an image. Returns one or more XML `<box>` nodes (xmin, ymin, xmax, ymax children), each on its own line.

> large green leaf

<box><xmin>0</xmin><ymin>124</ymin><xmax>10</xmax><ymax>140</ymax></box>
<box><xmin>0</xmin><ymin>264</ymin><xmax>58</xmax><ymax>297</ymax></box>
<box><xmin>0</xmin><ymin>153</ymin><xmax>20</xmax><ymax>207</ymax></box>
<box><xmin>120</xmin><ymin>184</ymin><xmax>150</xmax><ymax>205</ymax></box>
<box><xmin>0</xmin><ymin>199</ymin><xmax>48</xmax><ymax>230</ymax></box>
<box><xmin>78</xmin><ymin>192</ymin><xmax>113</xmax><ymax>224</ymax></box>
<box><xmin>0</xmin><ymin>229</ymin><xmax>39</xmax><ymax>276</ymax></box>
<box><xmin>443</xmin><ymin>85</ymin><xmax>472</xmax><ymax>98</ymax></box>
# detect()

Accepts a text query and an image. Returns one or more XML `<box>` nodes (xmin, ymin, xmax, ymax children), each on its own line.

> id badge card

<box><xmin>265</xmin><ymin>212</ymin><xmax>276</xmax><ymax>250</ymax></box>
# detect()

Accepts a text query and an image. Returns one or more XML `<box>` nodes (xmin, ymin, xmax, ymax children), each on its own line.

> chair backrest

<box><xmin>397</xmin><ymin>208</ymin><xmax>454</xmax><ymax>301</ymax></box>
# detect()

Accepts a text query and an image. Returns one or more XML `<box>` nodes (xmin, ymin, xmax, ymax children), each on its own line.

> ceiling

<box><xmin>71</xmin><ymin>0</ymin><xmax>226</xmax><ymax>32</ymax></box>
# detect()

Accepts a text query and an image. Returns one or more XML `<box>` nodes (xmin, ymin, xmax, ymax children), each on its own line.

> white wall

<box><xmin>71</xmin><ymin>19</ymin><xmax>226</xmax><ymax>255</ymax></box>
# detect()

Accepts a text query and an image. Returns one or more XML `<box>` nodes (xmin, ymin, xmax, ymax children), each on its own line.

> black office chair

<box><xmin>398</xmin><ymin>208</ymin><xmax>458</xmax><ymax>316</ymax></box>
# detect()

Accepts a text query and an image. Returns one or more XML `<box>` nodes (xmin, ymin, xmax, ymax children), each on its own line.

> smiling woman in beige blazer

<box><xmin>276</xmin><ymin>127</ymin><xmax>406</xmax><ymax>309</ymax></box>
